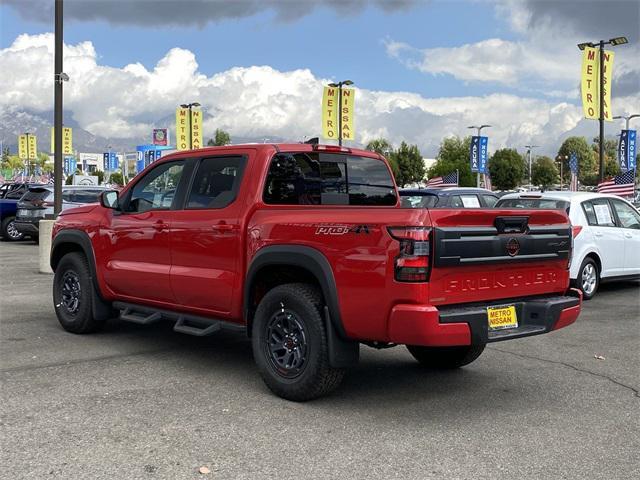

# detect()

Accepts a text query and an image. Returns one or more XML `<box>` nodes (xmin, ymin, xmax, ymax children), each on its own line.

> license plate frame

<box><xmin>487</xmin><ymin>305</ymin><xmax>518</xmax><ymax>331</ymax></box>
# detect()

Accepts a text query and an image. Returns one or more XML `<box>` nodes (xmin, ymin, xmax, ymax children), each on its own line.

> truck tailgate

<box><xmin>427</xmin><ymin>208</ymin><xmax>572</xmax><ymax>306</ymax></box>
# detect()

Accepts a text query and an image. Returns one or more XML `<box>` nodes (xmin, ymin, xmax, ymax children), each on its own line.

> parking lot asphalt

<box><xmin>1</xmin><ymin>241</ymin><xmax>638</xmax><ymax>480</ymax></box>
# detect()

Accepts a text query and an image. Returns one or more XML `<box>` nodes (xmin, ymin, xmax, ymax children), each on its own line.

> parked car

<box><xmin>14</xmin><ymin>185</ymin><xmax>109</xmax><ymax>239</ymax></box>
<box><xmin>496</xmin><ymin>191</ymin><xmax>640</xmax><ymax>299</ymax></box>
<box><xmin>50</xmin><ymin>144</ymin><xmax>581</xmax><ymax>401</ymax></box>
<box><xmin>0</xmin><ymin>183</ymin><xmax>45</xmax><ymax>241</ymax></box>
<box><xmin>400</xmin><ymin>187</ymin><xmax>499</xmax><ymax>208</ymax></box>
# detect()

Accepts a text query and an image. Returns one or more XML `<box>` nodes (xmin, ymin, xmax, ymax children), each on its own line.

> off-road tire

<box><xmin>1</xmin><ymin>216</ymin><xmax>24</xmax><ymax>241</ymax></box>
<box><xmin>251</xmin><ymin>283</ymin><xmax>345</xmax><ymax>401</ymax></box>
<box><xmin>53</xmin><ymin>252</ymin><xmax>109</xmax><ymax>334</ymax></box>
<box><xmin>406</xmin><ymin>344</ymin><xmax>486</xmax><ymax>369</ymax></box>
<box><xmin>572</xmin><ymin>257</ymin><xmax>599</xmax><ymax>300</ymax></box>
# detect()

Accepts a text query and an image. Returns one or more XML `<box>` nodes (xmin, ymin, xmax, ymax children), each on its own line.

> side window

<box><xmin>187</xmin><ymin>156</ymin><xmax>246</xmax><ymax>209</ymax></box>
<box><xmin>127</xmin><ymin>161</ymin><xmax>185</xmax><ymax>213</ymax></box>
<box><xmin>460</xmin><ymin>194</ymin><xmax>481</xmax><ymax>208</ymax></box>
<box><xmin>584</xmin><ymin>198</ymin><xmax>616</xmax><ymax>227</ymax></box>
<box><xmin>263</xmin><ymin>153</ymin><xmax>321</xmax><ymax>205</ymax></box>
<box><xmin>611</xmin><ymin>199</ymin><xmax>640</xmax><ymax>229</ymax></box>
<box><xmin>450</xmin><ymin>195</ymin><xmax>463</xmax><ymax>208</ymax></box>
<box><xmin>482</xmin><ymin>194</ymin><xmax>498</xmax><ymax>207</ymax></box>
<box><xmin>61</xmin><ymin>191</ymin><xmax>74</xmax><ymax>202</ymax></box>
<box><xmin>582</xmin><ymin>201</ymin><xmax>597</xmax><ymax>225</ymax></box>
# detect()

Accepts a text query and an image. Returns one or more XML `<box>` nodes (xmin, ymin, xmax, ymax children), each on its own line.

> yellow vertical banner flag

<box><xmin>18</xmin><ymin>134</ymin><xmax>28</xmax><ymax>159</ymax></box>
<box><xmin>322</xmin><ymin>86</ymin><xmax>338</xmax><ymax>139</ymax></box>
<box><xmin>190</xmin><ymin>108</ymin><xmax>203</xmax><ymax>149</ymax></box>
<box><xmin>602</xmin><ymin>49</ymin><xmax>614</xmax><ymax>121</ymax></box>
<box><xmin>51</xmin><ymin>127</ymin><xmax>73</xmax><ymax>154</ymax></box>
<box><xmin>19</xmin><ymin>134</ymin><xmax>37</xmax><ymax>159</ymax></box>
<box><xmin>581</xmin><ymin>47</ymin><xmax>615</xmax><ymax>121</ymax></box>
<box><xmin>340</xmin><ymin>88</ymin><xmax>355</xmax><ymax>141</ymax></box>
<box><xmin>176</xmin><ymin>107</ymin><xmax>190</xmax><ymax>150</ymax></box>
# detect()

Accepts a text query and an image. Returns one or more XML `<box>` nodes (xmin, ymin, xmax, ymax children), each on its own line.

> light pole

<box><xmin>613</xmin><ymin>113</ymin><xmax>640</xmax><ymax>131</ymax></box>
<box><xmin>328</xmin><ymin>80</ymin><xmax>354</xmax><ymax>146</ymax></box>
<box><xmin>556</xmin><ymin>154</ymin><xmax>568</xmax><ymax>190</ymax></box>
<box><xmin>468</xmin><ymin>125</ymin><xmax>491</xmax><ymax>187</ymax></box>
<box><xmin>578</xmin><ymin>36</ymin><xmax>628</xmax><ymax>183</ymax></box>
<box><xmin>180</xmin><ymin>102</ymin><xmax>201</xmax><ymax>149</ymax></box>
<box><xmin>524</xmin><ymin>144</ymin><xmax>539</xmax><ymax>190</ymax></box>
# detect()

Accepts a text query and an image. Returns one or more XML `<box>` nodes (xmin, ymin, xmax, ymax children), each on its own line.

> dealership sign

<box><xmin>470</xmin><ymin>136</ymin><xmax>488</xmax><ymax>173</ymax></box>
<box><xmin>618</xmin><ymin>129</ymin><xmax>637</xmax><ymax>172</ymax></box>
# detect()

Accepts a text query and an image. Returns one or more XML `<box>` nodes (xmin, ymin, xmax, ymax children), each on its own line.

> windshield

<box><xmin>400</xmin><ymin>194</ymin><xmax>438</xmax><ymax>208</ymax></box>
<box><xmin>496</xmin><ymin>198</ymin><xmax>570</xmax><ymax>212</ymax></box>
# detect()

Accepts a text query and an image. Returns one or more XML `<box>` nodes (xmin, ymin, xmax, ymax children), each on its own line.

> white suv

<box><xmin>496</xmin><ymin>191</ymin><xmax>640</xmax><ymax>299</ymax></box>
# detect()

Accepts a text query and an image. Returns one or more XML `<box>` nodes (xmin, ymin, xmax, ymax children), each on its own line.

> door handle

<box><xmin>153</xmin><ymin>221</ymin><xmax>169</xmax><ymax>231</ymax></box>
<box><xmin>211</xmin><ymin>224</ymin><xmax>237</xmax><ymax>232</ymax></box>
<box><xmin>594</xmin><ymin>232</ymin><xmax>603</xmax><ymax>237</ymax></box>
<box><xmin>625</xmin><ymin>232</ymin><xmax>633</xmax><ymax>238</ymax></box>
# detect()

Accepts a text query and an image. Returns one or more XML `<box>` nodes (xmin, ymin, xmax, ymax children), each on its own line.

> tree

<box><xmin>109</xmin><ymin>172</ymin><xmax>124</xmax><ymax>186</ymax></box>
<box><xmin>1</xmin><ymin>146</ymin><xmax>9</xmax><ymax>164</ymax></box>
<box><xmin>96</xmin><ymin>170</ymin><xmax>105</xmax><ymax>185</ymax></box>
<box><xmin>390</xmin><ymin>141</ymin><xmax>424</xmax><ymax>187</ymax></box>
<box><xmin>487</xmin><ymin>148</ymin><xmax>526</xmax><ymax>190</ymax></box>
<box><xmin>531</xmin><ymin>156</ymin><xmax>558</xmax><ymax>190</ymax></box>
<box><xmin>557</xmin><ymin>136</ymin><xmax>596</xmax><ymax>183</ymax></box>
<box><xmin>207</xmin><ymin>128</ymin><xmax>231</xmax><ymax>146</ymax></box>
<box><xmin>365</xmin><ymin>138</ymin><xmax>398</xmax><ymax>179</ymax></box>
<box><xmin>428</xmin><ymin>136</ymin><xmax>474</xmax><ymax>187</ymax></box>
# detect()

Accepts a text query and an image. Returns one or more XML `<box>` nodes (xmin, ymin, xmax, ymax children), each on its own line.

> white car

<box><xmin>496</xmin><ymin>191</ymin><xmax>640</xmax><ymax>299</ymax></box>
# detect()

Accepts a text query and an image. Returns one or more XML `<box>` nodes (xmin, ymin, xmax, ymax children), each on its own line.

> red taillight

<box><xmin>387</xmin><ymin>227</ymin><xmax>431</xmax><ymax>282</ymax></box>
<box><xmin>572</xmin><ymin>225</ymin><xmax>583</xmax><ymax>237</ymax></box>
<box><xmin>312</xmin><ymin>145</ymin><xmax>352</xmax><ymax>153</ymax></box>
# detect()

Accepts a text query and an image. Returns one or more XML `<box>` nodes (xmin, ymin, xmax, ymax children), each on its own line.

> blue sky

<box><xmin>1</xmin><ymin>0</ymin><xmax>639</xmax><ymax>156</ymax></box>
<box><xmin>1</xmin><ymin>1</ymin><xmax>518</xmax><ymax>98</ymax></box>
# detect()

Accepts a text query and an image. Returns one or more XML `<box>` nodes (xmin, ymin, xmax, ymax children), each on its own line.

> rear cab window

<box><xmin>263</xmin><ymin>152</ymin><xmax>396</xmax><ymax>206</ymax></box>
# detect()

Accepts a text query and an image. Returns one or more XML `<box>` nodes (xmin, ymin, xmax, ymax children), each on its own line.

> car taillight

<box><xmin>312</xmin><ymin>145</ymin><xmax>352</xmax><ymax>153</ymax></box>
<box><xmin>572</xmin><ymin>225</ymin><xmax>583</xmax><ymax>237</ymax></box>
<box><xmin>387</xmin><ymin>227</ymin><xmax>431</xmax><ymax>282</ymax></box>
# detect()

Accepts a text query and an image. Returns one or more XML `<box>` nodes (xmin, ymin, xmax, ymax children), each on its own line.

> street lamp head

<box><xmin>180</xmin><ymin>104</ymin><xmax>189</xmax><ymax>108</ymax></box>
<box><xmin>328</xmin><ymin>82</ymin><xmax>339</xmax><ymax>87</ymax></box>
<box><xmin>191</xmin><ymin>102</ymin><xmax>201</xmax><ymax>107</ymax></box>
<box><xmin>480</xmin><ymin>124</ymin><xmax>492</xmax><ymax>129</ymax></box>
<box><xmin>609</xmin><ymin>36</ymin><xmax>628</xmax><ymax>46</ymax></box>
<box><xmin>343</xmin><ymin>80</ymin><xmax>354</xmax><ymax>86</ymax></box>
<box><xmin>577</xmin><ymin>42</ymin><xmax>595</xmax><ymax>50</ymax></box>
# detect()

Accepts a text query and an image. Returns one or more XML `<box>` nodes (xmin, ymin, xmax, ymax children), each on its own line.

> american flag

<box><xmin>484</xmin><ymin>173</ymin><xmax>492</xmax><ymax>191</ymax></box>
<box><xmin>569</xmin><ymin>152</ymin><xmax>579</xmax><ymax>191</ymax></box>
<box><xmin>426</xmin><ymin>171</ymin><xmax>458</xmax><ymax>188</ymax></box>
<box><xmin>597</xmin><ymin>169</ymin><xmax>635</xmax><ymax>196</ymax></box>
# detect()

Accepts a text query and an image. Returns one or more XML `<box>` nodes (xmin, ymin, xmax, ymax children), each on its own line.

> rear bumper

<box><xmin>14</xmin><ymin>219</ymin><xmax>40</xmax><ymax>234</ymax></box>
<box><xmin>388</xmin><ymin>289</ymin><xmax>582</xmax><ymax>347</ymax></box>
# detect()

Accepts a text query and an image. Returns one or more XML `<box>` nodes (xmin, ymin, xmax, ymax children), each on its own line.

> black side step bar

<box><xmin>113</xmin><ymin>301</ymin><xmax>245</xmax><ymax>337</ymax></box>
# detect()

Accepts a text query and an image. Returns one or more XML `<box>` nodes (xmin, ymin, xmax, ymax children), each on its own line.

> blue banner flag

<box><xmin>470</xmin><ymin>136</ymin><xmax>480</xmax><ymax>173</ymax></box>
<box><xmin>103</xmin><ymin>152</ymin><xmax>118</xmax><ymax>171</ymax></box>
<box><xmin>618</xmin><ymin>130</ymin><xmax>629</xmax><ymax>172</ymax></box>
<box><xmin>628</xmin><ymin>130</ymin><xmax>636</xmax><ymax>172</ymax></box>
<box><xmin>479</xmin><ymin>136</ymin><xmax>488</xmax><ymax>174</ymax></box>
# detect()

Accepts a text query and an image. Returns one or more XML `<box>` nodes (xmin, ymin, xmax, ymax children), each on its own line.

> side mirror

<box><xmin>100</xmin><ymin>190</ymin><xmax>120</xmax><ymax>210</ymax></box>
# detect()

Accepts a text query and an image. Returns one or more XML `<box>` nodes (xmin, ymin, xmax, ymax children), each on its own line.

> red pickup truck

<box><xmin>50</xmin><ymin>144</ymin><xmax>581</xmax><ymax>400</ymax></box>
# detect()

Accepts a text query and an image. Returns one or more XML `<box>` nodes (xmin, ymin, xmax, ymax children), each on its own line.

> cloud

<box><xmin>3</xmin><ymin>0</ymin><xmax>419</xmax><ymax>26</ymax></box>
<box><xmin>1</xmin><ymin>32</ymin><xmax>637</xmax><ymax>157</ymax></box>
<box><xmin>386</xmin><ymin>0</ymin><xmax>640</xmax><ymax>101</ymax></box>
<box><xmin>504</xmin><ymin>0</ymin><xmax>640</xmax><ymax>43</ymax></box>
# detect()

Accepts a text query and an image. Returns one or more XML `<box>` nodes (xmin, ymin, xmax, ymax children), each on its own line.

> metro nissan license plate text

<box><xmin>487</xmin><ymin>305</ymin><xmax>518</xmax><ymax>330</ymax></box>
